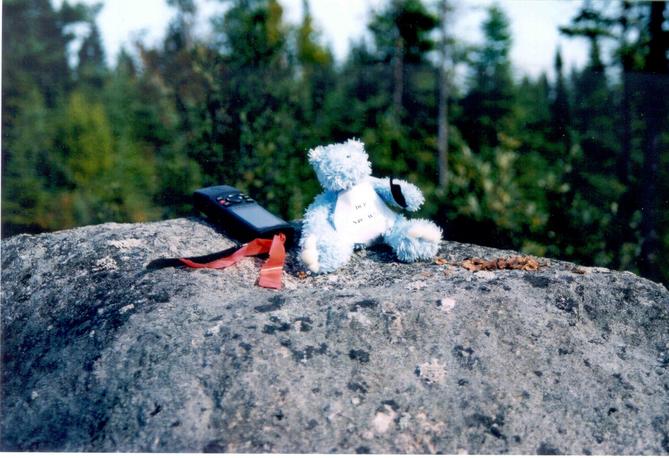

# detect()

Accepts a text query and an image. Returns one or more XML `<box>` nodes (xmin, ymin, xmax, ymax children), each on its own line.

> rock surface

<box><xmin>1</xmin><ymin>217</ymin><xmax>668</xmax><ymax>453</ymax></box>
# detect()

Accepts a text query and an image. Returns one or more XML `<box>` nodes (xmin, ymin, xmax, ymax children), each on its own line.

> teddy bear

<box><xmin>299</xmin><ymin>139</ymin><xmax>442</xmax><ymax>273</ymax></box>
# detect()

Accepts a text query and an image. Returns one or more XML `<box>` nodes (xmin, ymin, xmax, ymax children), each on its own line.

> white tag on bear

<box><xmin>332</xmin><ymin>179</ymin><xmax>397</xmax><ymax>245</ymax></box>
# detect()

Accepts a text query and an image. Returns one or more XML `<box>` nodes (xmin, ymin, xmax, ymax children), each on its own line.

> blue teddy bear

<box><xmin>300</xmin><ymin>139</ymin><xmax>442</xmax><ymax>274</ymax></box>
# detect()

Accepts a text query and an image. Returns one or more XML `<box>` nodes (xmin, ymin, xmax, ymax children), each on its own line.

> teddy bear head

<box><xmin>307</xmin><ymin>139</ymin><xmax>372</xmax><ymax>192</ymax></box>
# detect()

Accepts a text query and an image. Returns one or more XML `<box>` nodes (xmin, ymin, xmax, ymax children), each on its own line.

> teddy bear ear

<box><xmin>345</xmin><ymin>138</ymin><xmax>365</xmax><ymax>153</ymax></box>
<box><xmin>308</xmin><ymin>146</ymin><xmax>323</xmax><ymax>164</ymax></box>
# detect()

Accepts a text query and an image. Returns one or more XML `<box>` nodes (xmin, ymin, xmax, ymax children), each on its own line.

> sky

<box><xmin>54</xmin><ymin>0</ymin><xmax>590</xmax><ymax>80</ymax></box>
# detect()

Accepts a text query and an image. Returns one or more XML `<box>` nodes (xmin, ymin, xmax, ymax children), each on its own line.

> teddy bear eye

<box><xmin>346</xmin><ymin>154</ymin><xmax>351</xmax><ymax>159</ymax></box>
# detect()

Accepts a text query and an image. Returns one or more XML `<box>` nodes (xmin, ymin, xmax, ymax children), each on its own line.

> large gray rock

<box><xmin>1</xmin><ymin>217</ymin><xmax>668</xmax><ymax>453</ymax></box>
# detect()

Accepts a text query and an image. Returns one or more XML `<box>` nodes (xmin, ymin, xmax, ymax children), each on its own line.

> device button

<box><xmin>228</xmin><ymin>194</ymin><xmax>243</xmax><ymax>203</ymax></box>
<box><xmin>244</xmin><ymin>197</ymin><xmax>255</xmax><ymax>202</ymax></box>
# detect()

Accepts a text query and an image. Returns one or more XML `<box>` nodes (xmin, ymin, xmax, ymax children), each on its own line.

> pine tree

<box><xmin>437</xmin><ymin>0</ymin><xmax>455</xmax><ymax>190</ymax></box>
<box><xmin>368</xmin><ymin>0</ymin><xmax>438</xmax><ymax>121</ymax></box>
<box><xmin>295</xmin><ymin>0</ymin><xmax>335</xmax><ymax>124</ymax></box>
<box><xmin>77</xmin><ymin>20</ymin><xmax>107</xmax><ymax>89</ymax></box>
<box><xmin>459</xmin><ymin>4</ymin><xmax>514</xmax><ymax>153</ymax></box>
<box><xmin>2</xmin><ymin>0</ymin><xmax>88</xmax><ymax>235</ymax></box>
<box><xmin>560</xmin><ymin>0</ymin><xmax>669</xmax><ymax>281</ymax></box>
<box><xmin>638</xmin><ymin>1</ymin><xmax>669</xmax><ymax>281</ymax></box>
<box><xmin>550</xmin><ymin>49</ymin><xmax>571</xmax><ymax>154</ymax></box>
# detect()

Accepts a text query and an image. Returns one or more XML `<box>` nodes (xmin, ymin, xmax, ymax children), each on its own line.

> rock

<box><xmin>1</xmin><ymin>217</ymin><xmax>668</xmax><ymax>453</ymax></box>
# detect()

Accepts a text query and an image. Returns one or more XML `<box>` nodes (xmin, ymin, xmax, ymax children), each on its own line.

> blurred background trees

<box><xmin>2</xmin><ymin>0</ymin><xmax>668</xmax><ymax>286</ymax></box>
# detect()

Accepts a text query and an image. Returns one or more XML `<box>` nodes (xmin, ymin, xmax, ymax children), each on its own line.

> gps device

<box><xmin>193</xmin><ymin>185</ymin><xmax>296</xmax><ymax>246</ymax></box>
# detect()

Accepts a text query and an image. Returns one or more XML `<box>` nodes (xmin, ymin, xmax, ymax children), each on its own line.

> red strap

<box><xmin>179</xmin><ymin>233</ymin><xmax>286</xmax><ymax>289</ymax></box>
<box><xmin>258</xmin><ymin>233</ymin><xmax>286</xmax><ymax>289</ymax></box>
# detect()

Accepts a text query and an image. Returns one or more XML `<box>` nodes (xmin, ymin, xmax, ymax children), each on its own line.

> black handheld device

<box><xmin>193</xmin><ymin>185</ymin><xmax>296</xmax><ymax>246</ymax></box>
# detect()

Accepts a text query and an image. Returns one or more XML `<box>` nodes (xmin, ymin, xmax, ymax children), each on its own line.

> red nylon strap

<box><xmin>258</xmin><ymin>233</ymin><xmax>286</xmax><ymax>289</ymax></box>
<box><xmin>179</xmin><ymin>233</ymin><xmax>286</xmax><ymax>289</ymax></box>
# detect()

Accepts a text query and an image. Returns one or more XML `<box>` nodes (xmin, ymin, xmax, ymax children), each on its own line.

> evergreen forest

<box><xmin>2</xmin><ymin>0</ymin><xmax>668</xmax><ymax>286</ymax></box>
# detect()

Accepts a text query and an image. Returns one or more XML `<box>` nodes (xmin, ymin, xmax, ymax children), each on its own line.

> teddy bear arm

<box><xmin>300</xmin><ymin>192</ymin><xmax>352</xmax><ymax>273</ymax></box>
<box><xmin>370</xmin><ymin>176</ymin><xmax>425</xmax><ymax>212</ymax></box>
<box><xmin>301</xmin><ymin>192</ymin><xmax>336</xmax><ymax>237</ymax></box>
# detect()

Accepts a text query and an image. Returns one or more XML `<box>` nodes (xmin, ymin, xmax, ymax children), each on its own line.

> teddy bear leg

<box><xmin>384</xmin><ymin>217</ymin><xmax>442</xmax><ymax>262</ymax></box>
<box><xmin>300</xmin><ymin>233</ymin><xmax>355</xmax><ymax>274</ymax></box>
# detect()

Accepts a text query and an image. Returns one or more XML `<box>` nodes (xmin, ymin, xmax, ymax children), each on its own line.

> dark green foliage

<box><xmin>1</xmin><ymin>0</ymin><xmax>667</xmax><ymax>286</ymax></box>
<box><xmin>459</xmin><ymin>5</ymin><xmax>514</xmax><ymax>152</ymax></box>
<box><xmin>77</xmin><ymin>17</ymin><xmax>107</xmax><ymax>88</ymax></box>
<box><xmin>369</xmin><ymin>0</ymin><xmax>439</xmax><ymax>64</ymax></box>
<box><xmin>555</xmin><ymin>0</ymin><xmax>669</xmax><ymax>283</ymax></box>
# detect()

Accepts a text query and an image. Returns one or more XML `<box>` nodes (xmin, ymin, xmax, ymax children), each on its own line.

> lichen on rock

<box><xmin>1</xmin><ymin>217</ymin><xmax>668</xmax><ymax>453</ymax></box>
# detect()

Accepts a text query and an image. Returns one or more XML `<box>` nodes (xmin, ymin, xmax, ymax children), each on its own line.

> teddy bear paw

<box><xmin>300</xmin><ymin>235</ymin><xmax>320</xmax><ymax>273</ymax></box>
<box><xmin>407</xmin><ymin>222</ymin><xmax>442</xmax><ymax>242</ymax></box>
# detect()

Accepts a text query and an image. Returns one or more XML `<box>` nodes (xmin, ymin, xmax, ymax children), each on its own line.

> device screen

<box><xmin>230</xmin><ymin>204</ymin><xmax>286</xmax><ymax>229</ymax></box>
